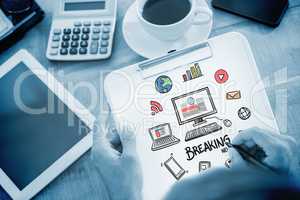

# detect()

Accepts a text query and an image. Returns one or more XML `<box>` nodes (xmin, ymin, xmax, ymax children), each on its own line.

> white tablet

<box><xmin>0</xmin><ymin>50</ymin><xmax>95</xmax><ymax>200</ymax></box>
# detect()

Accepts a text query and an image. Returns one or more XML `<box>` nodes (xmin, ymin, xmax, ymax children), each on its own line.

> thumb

<box><xmin>229</xmin><ymin>148</ymin><xmax>248</xmax><ymax>169</ymax></box>
<box><xmin>117</xmin><ymin>124</ymin><xmax>138</xmax><ymax>159</ymax></box>
<box><xmin>91</xmin><ymin>121</ymin><xmax>120</xmax><ymax>162</ymax></box>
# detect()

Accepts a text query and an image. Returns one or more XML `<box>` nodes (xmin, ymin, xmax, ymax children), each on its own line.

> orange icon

<box><xmin>226</xmin><ymin>90</ymin><xmax>241</xmax><ymax>100</ymax></box>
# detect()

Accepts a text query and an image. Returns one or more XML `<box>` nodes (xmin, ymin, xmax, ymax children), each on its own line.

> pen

<box><xmin>227</xmin><ymin>143</ymin><xmax>279</xmax><ymax>175</ymax></box>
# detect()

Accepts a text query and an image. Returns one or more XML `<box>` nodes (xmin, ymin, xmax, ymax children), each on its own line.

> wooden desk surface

<box><xmin>1</xmin><ymin>0</ymin><xmax>300</xmax><ymax>199</ymax></box>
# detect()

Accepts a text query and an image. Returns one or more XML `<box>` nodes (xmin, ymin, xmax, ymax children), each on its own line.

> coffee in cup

<box><xmin>137</xmin><ymin>0</ymin><xmax>213</xmax><ymax>41</ymax></box>
<box><xmin>142</xmin><ymin>0</ymin><xmax>192</xmax><ymax>25</ymax></box>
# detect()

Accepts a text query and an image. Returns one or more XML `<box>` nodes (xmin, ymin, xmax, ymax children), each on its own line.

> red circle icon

<box><xmin>214</xmin><ymin>69</ymin><xmax>229</xmax><ymax>84</ymax></box>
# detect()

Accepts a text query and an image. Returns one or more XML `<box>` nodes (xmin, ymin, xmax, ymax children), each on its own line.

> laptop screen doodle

<box><xmin>150</xmin><ymin>123</ymin><xmax>171</xmax><ymax>140</ymax></box>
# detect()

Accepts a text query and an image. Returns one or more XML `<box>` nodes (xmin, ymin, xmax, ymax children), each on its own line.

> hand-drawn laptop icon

<box><xmin>149</xmin><ymin>123</ymin><xmax>180</xmax><ymax>151</ymax></box>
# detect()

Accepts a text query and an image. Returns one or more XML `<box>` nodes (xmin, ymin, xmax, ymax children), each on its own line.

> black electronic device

<box><xmin>212</xmin><ymin>0</ymin><xmax>289</xmax><ymax>27</ymax></box>
<box><xmin>0</xmin><ymin>0</ymin><xmax>44</xmax><ymax>52</ymax></box>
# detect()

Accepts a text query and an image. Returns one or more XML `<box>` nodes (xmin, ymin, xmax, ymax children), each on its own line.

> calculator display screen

<box><xmin>64</xmin><ymin>1</ymin><xmax>105</xmax><ymax>11</ymax></box>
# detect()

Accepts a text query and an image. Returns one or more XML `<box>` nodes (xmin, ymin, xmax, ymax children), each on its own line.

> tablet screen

<box><xmin>0</xmin><ymin>62</ymin><xmax>91</xmax><ymax>190</ymax></box>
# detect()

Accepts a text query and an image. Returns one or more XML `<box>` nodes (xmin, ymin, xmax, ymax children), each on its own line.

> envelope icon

<box><xmin>226</xmin><ymin>90</ymin><xmax>241</xmax><ymax>100</ymax></box>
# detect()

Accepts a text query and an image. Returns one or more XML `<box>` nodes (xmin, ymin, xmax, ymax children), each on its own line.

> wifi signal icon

<box><xmin>150</xmin><ymin>101</ymin><xmax>163</xmax><ymax>115</ymax></box>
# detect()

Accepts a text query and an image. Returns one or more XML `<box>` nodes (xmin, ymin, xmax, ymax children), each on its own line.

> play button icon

<box><xmin>214</xmin><ymin>69</ymin><xmax>229</xmax><ymax>84</ymax></box>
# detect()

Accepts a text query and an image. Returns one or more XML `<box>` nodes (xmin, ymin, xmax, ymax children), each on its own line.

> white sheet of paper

<box><xmin>104</xmin><ymin>32</ymin><xmax>279</xmax><ymax>200</ymax></box>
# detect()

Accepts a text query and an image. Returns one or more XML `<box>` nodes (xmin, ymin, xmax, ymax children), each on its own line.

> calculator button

<box><xmin>102</xmin><ymin>33</ymin><xmax>109</xmax><ymax>40</ymax></box>
<box><xmin>53</xmin><ymin>29</ymin><xmax>61</xmax><ymax>35</ymax></box>
<box><xmin>51</xmin><ymin>41</ymin><xmax>60</xmax><ymax>48</ymax></box>
<box><xmin>50</xmin><ymin>49</ymin><xmax>58</xmax><ymax>55</ymax></box>
<box><xmin>61</xmin><ymin>41</ymin><xmax>69</xmax><ymax>48</ymax></box>
<box><xmin>90</xmin><ymin>48</ymin><xmax>98</xmax><ymax>54</ymax></box>
<box><xmin>101</xmin><ymin>40</ymin><xmax>108</xmax><ymax>47</ymax></box>
<box><xmin>82</xmin><ymin>27</ymin><xmax>90</xmax><ymax>34</ymax></box>
<box><xmin>90</xmin><ymin>42</ymin><xmax>99</xmax><ymax>54</ymax></box>
<box><xmin>79</xmin><ymin>47</ymin><xmax>87</xmax><ymax>54</ymax></box>
<box><xmin>80</xmin><ymin>41</ymin><xmax>88</xmax><ymax>47</ymax></box>
<box><xmin>73</xmin><ymin>28</ymin><xmax>81</xmax><ymax>34</ymax></box>
<box><xmin>103</xmin><ymin>21</ymin><xmax>111</xmax><ymax>25</ymax></box>
<box><xmin>71</xmin><ymin>41</ymin><xmax>79</xmax><ymax>47</ymax></box>
<box><xmin>83</xmin><ymin>21</ymin><xmax>91</xmax><ymax>26</ymax></box>
<box><xmin>72</xmin><ymin>34</ymin><xmax>80</xmax><ymax>41</ymax></box>
<box><xmin>93</xmin><ymin>28</ymin><xmax>101</xmax><ymax>33</ymax></box>
<box><xmin>91</xmin><ymin>41</ymin><xmax>99</xmax><ymax>47</ymax></box>
<box><xmin>74</xmin><ymin>21</ymin><xmax>82</xmax><ymax>27</ymax></box>
<box><xmin>60</xmin><ymin>48</ymin><xmax>68</xmax><ymax>55</ymax></box>
<box><xmin>92</xmin><ymin>34</ymin><xmax>100</xmax><ymax>40</ymax></box>
<box><xmin>52</xmin><ymin>35</ymin><xmax>60</xmax><ymax>41</ymax></box>
<box><xmin>70</xmin><ymin>48</ymin><xmax>78</xmax><ymax>55</ymax></box>
<box><xmin>100</xmin><ymin>47</ymin><xmax>108</xmax><ymax>54</ymax></box>
<box><xmin>103</xmin><ymin>27</ymin><xmax>110</xmax><ymax>33</ymax></box>
<box><xmin>63</xmin><ymin>28</ymin><xmax>72</xmax><ymax>34</ymax></box>
<box><xmin>81</xmin><ymin>34</ymin><xmax>89</xmax><ymax>40</ymax></box>
<box><xmin>62</xmin><ymin>35</ymin><xmax>70</xmax><ymax>41</ymax></box>
<box><xmin>94</xmin><ymin>21</ymin><xmax>102</xmax><ymax>26</ymax></box>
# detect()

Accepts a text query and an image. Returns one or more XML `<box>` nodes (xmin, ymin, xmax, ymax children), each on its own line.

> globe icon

<box><xmin>155</xmin><ymin>75</ymin><xmax>173</xmax><ymax>94</ymax></box>
<box><xmin>238</xmin><ymin>107</ymin><xmax>251</xmax><ymax>120</ymax></box>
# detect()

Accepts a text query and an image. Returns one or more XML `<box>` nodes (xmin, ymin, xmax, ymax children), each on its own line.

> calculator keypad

<box><xmin>49</xmin><ymin>20</ymin><xmax>112</xmax><ymax>58</ymax></box>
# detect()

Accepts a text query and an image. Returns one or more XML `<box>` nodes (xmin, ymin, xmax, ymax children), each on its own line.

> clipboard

<box><xmin>104</xmin><ymin>32</ymin><xmax>279</xmax><ymax>200</ymax></box>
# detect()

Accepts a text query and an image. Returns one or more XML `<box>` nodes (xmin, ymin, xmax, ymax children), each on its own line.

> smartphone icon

<box><xmin>164</xmin><ymin>155</ymin><xmax>186</xmax><ymax>180</ymax></box>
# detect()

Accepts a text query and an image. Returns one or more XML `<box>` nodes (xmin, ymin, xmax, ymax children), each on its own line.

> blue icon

<box><xmin>155</xmin><ymin>75</ymin><xmax>173</xmax><ymax>94</ymax></box>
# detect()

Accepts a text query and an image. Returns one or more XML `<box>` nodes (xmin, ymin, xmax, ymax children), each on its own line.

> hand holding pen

<box><xmin>228</xmin><ymin>127</ymin><xmax>299</xmax><ymax>176</ymax></box>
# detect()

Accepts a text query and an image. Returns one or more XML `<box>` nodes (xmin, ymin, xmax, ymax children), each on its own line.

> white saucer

<box><xmin>122</xmin><ymin>1</ymin><xmax>213</xmax><ymax>58</ymax></box>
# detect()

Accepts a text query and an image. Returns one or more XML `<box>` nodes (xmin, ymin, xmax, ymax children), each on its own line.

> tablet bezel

<box><xmin>0</xmin><ymin>49</ymin><xmax>95</xmax><ymax>200</ymax></box>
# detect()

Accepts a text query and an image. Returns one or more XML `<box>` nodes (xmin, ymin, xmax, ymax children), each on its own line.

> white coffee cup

<box><xmin>137</xmin><ymin>0</ymin><xmax>213</xmax><ymax>41</ymax></box>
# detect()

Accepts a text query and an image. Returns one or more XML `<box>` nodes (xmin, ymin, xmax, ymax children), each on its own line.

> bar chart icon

<box><xmin>182</xmin><ymin>63</ymin><xmax>203</xmax><ymax>82</ymax></box>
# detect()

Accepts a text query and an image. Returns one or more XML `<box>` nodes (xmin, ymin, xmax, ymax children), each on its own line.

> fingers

<box><xmin>107</xmin><ymin>127</ymin><xmax>122</xmax><ymax>151</ymax></box>
<box><xmin>263</xmin><ymin>136</ymin><xmax>297</xmax><ymax>173</ymax></box>
<box><xmin>232</xmin><ymin>127</ymin><xmax>299</xmax><ymax>174</ymax></box>
<box><xmin>92</xmin><ymin>119</ymin><xmax>139</xmax><ymax>164</ymax></box>
<box><xmin>229</xmin><ymin>148</ymin><xmax>248</xmax><ymax>169</ymax></box>
<box><xmin>104</xmin><ymin>116</ymin><xmax>122</xmax><ymax>147</ymax></box>
<box><xmin>232</xmin><ymin>127</ymin><xmax>275</xmax><ymax>153</ymax></box>
<box><xmin>116</xmin><ymin>123</ymin><xmax>138</xmax><ymax>159</ymax></box>
<box><xmin>232</xmin><ymin>127</ymin><xmax>264</xmax><ymax>144</ymax></box>
<box><xmin>91</xmin><ymin>122</ymin><xmax>120</xmax><ymax>162</ymax></box>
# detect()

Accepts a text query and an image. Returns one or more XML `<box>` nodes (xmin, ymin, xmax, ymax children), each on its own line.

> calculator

<box><xmin>46</xmin><ymin>0</ymin><xmax>117</xmax><ymax>61</ymax></box>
